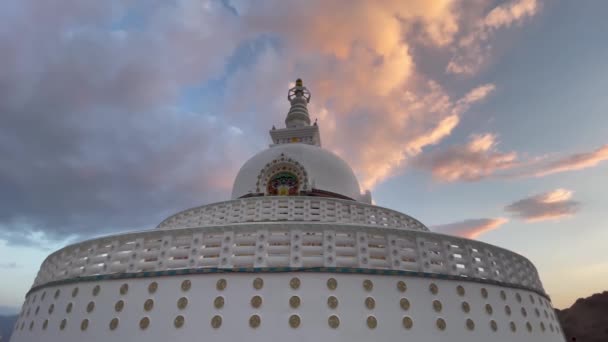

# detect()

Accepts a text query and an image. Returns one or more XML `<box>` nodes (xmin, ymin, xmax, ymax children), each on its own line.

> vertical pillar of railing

<box><xmin>189</xmin><ymin>232</ymin><xmax>203</xmax><ymax>268</ymax></box>
<box><xmin>219</xmin><ymin>231</ymin><xmax>234</xmax><ymax>268</ymax></box>
<box><xmin>387</xmin><ymin>234</ymin><xmax>401</xmax><ymax>270</ymax></box>
<box><xmin>254</xmin><ymin>229</ymin><xmax>268</xmax><ymax>267</ymax></box>
<box><xmin>356</xmin><ymin>232</ymin><xmax>370</xmax><ymax>268</ymax></box>
<box><xmin>416</xmin><ymin>237</ymin><xmax>431</xmax><ymax>273</ymax></box>
<box><xmin>290</xmin><ymin>229</ymin><xmax>303</xmax><ymax>267</ymax></box>
<box><xmin>157</xmin><ymin>235</ymin><xmax>172</xmax><ymax>271</ymax></box>
<box><xmin>323</xmin><ymin>230</ymin><xmax>337</xmax><ymax>267</ymax></box>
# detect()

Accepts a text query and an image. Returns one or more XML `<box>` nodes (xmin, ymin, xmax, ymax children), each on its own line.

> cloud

<box><xmin>433</xmin><ymin>218</ymin><xmax>508</xmax><ymax>238</ymax></box>
<box><xmin>413</xmin><ymin>133</ymin><xmax>517</xmax><ymax>182</ymax></box>
<box><xmin>0</xmin><ymin>0</ymin><xmax>540</xmax><ymax>244</ymax></box>
<box><xmin>530</xmin><ymin>144</ymin><xmax>608</xmax><ymax>177</ymax></box>
<box><xmin>0</xmin><ymin>262</ymin><xmax>18</xmax><ymax>269</ymax></box>
<box><xmin>505</xmin><ymin>189</ymin><xmax>580</xmax><ymax>222</ymax></box>
<box><xmin>447</xmin><ymin>0</ymin><xmax>540</xmax><ymax>74</ymax></box>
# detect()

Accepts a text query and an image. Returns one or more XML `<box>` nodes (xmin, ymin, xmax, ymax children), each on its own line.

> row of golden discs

<box><xmin>16</xmin><ymin>277</ymin><xmax>561</xmax><ymax>335</ymax></box>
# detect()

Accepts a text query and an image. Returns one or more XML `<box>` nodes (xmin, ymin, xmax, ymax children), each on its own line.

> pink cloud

<box><xmin>531</xmin><ymin>144</ymin><xmax>608</xmax><ymax>177</ymax></box>
<box><xmin>433</xmin><ymin>218</ymin><xmax>509</xmax><ymax>239</ymax></box>
<box><xmin>505</xmin><ymin>189</ymin><xmax>580</xmax><ymax>222</ymax></box>
<box><xmin>413</xmin><ymin>133</ymin><xmax>518</xmax><ymax>182</ymax></box>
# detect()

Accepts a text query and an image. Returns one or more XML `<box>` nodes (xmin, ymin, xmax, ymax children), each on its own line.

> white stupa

<box><xmin>10</xmin><ymin>79</ymin><xmax>565</xmax><ymax>342</ymax></box>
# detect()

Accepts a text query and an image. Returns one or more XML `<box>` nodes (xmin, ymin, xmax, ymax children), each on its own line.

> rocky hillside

<box><xmin>556</xmin><ymin>291</ymin><xmax>608</xmax><ymax>342</ymax></box>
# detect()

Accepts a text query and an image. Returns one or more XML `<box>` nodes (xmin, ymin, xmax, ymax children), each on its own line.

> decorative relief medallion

<box><xmin>217</xmin><ymin>279</ymin><xmax>227</xmax><ymax>291</ymax></box>
<box><xmin>365</xmin><ymin>297</ymin><xmax>375</xmax><ymax>310</ymax></box>
<box><xmin>253</xmin><ymin>277</ymin><xmax>264</xmax><ymax>290</ymax></box>
<box><xmin>397</xmin><ymin>281</ymin><xmax>407</xmax><ymax>292</ymax></box>
<box><xmin>327</xmin><ymin>278</ymin><xmax>337</xmax><ymax>290</ymax></box>
<box><xmin>461</xmin><ymin>301</ymin><xmax>470</xmax><ymax>313</ymax></box>
<box><xmin>181</xmin><ymin>280</ymin><xmax>191</xmax><ymax>292</ymax></box>
<box><xmin>148</xmin><ymin>282</ymin><xmax>158</xmax><ymax>294</ymax></box>
<box><xmin>120</xmin><ymin>284</ymin><xmax>129</xmax><ymax>295</ymax></box>
<box><xmin>289</xmin><ymin>315</ymin><xmax>300</xmax><ymax>328</ymax></box>
<box><xmin>48</xmin><ymin>304</ymin><xmax>54</xmax><ymax>315</ymax></box>
<box><xmin>81</xmin><ymin>319</ymin><xmax>89</xmax><ymax>331</ymax></box>
<box><xmin>66</xmin><ymin>302</ymin><xmax>73</xmax><ymax>314</ymax></box>
<box><xmin>402</xmin><ymin>316</ymin><xmax>413</xmax><ymax>329</ymax></box>
<box><xmin>144</xmin><ymin>299</ymin><xmax>154</xmax><ymax>312</ymax></box>
<box><xmin>481</xmin><ymin>288</ymin><xmax>488</xmax><ymax>299</ymax></box>
<box><xmin>174</xmin><ymin>315</ymin><xmax>185</xmax><ymax>329</ymax></box>
<box><xmin>87</xmin><ymin>301</ymin><xmax>95</xmax><ymax>313</ymax></box>
<box><xmin>505</xmin><ymin>305</ymin><xmax>511</xmax><ymax>316</ymax></box>
<box><xmin>54</xmin><ymin>289</ymin><xmax>61</xmax><ymax>299</ymax></box>
<box><xmin>500</xmin><ymin>290</ymin><xmax>507</xmax><ymax>300</ymax></box>
<box><xmin>177</xmin><ymin>297</ymin><xmax>188</xmax><ymax>310</ymax></box>
<box><xmin>400</xmin><ymin>298</ymin><xmax>410</xmax><ymax>311</ymax></box>
<box><xmin>516</xmin><ymin>293</ymin><xmax>522</xmax><ymax>303</ymax></box>
<box><xmin>366</xmin><ymin>316</ymin><xmax>377</xmax><ymax>329</ymax></box>
<box><xmin>466</xmin><ymin>318</ymin><xmax>475</xmax><ymax>330</ymax></box>
<box><xmin>256</xmin><ymin>155</ymin><xmax>309</xmax><ymax>195</ymax></box>
<box><xmin>109</xmin><ymin>318</ymin><xmax>119</xmax><ymax>331</ymax></box>
<box><xmin>251</xmin><ymin>295</ymin><xmax>263</xmax><ymax>308</ymax></box>
<box><xmin>328</xmin><ymin>315</ymin><xmax>340</xmax><ymax>329</ymax></box>
<box><xmin>60</xmin><ymin>319</ymin><xmax>67</xmax><ymax>331</ymax></box>
<box><xmin>114</xmin><ymin>300</ymin><xmax>124</xmax><ymax>313</ymax></box>
<box><xmin>211</xmin><ymin>315</ymin><xmax>222</xmax><ymax>329</ymax></box>
<box><xmin>456</xmin><ymin>285</ymin><xmax>465</xmax><ymax>296</ymax></box>
<box><xmin>521</xmin><ymin>307</ymin><xmax>527</xmax><ymax>317</ymax></box>
<box><xmin>289</xmin><ymin>296</ymin><xmax>300</xmax><ymax>309</ymax></box>
<box><xmin>139</xmin><ymin>317</ymin><xmax>150</xmax><ymax>330</ymax></box>
<box><xmin>526</xmin><ymin>321</ymin><xmax>532</xmax><ymax>332</ymax></box>
<box><xmin>214</xmin><ymin>296</ymin><xmax>225</xmax><ymax>309</ymax></box>
<box><xmin>290</xmin><ymin>277</ymin><xmax>301</xmax><ymax>290</ymax></box>
<box><xmin>363</xmin><ymin>279</ymin><xmax>373</xmax><ymax>292</ymax></box>
<box><xmin>490</xmin><ymin>320</ymin><xmax>498</xmax><ymax>331</ymax></box>
<box><xmin>510</xmin><ymin>321</ymin><xmax>517</xmax><ymax>332</ymax></box>
<box><xmin>93</xmin><ymin>285</ymin><xmax>100</xmax><ymax>296</ymax></box>
<box><xmin>249</xmin><ymin>314</ymin><xmax>261</xmax><ymax>328</ymax></box>
<box><xmin>436</xmin><ymin>318</ymin><xmax>446</xmax><ymax>331</ymax></box>
<box><xmin>72</xmin><ymin>287</ymin><xmax>79</xmax><ymax>298</ymax></box>
<box><xmin>42</xmin><ymin>319</ymin><xmax>48</xmax><ymax>330</ymax></box>
<box><xmin>433</xmin><ymin>300</ymin><xmax>442</xmax><ymax>313</ymax></box>
<box><xmin>485</xmin><ymin>303</ymin><xmax>493</xmax><ymax>315</ymax></box>
<box><xmin>429</xmin><ymin>283</ymin><xmax>438</xmax><ymax>295</ymax></box>
<box><xmin>327</xmin><ymin>296</ymin><xmax>338</xmax><ymax>309</ymax></box>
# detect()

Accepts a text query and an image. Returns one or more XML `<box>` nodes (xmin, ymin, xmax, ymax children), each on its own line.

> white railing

<box><xmin>156</xmin><ymin>197</ymin><xmax>429</xmax><ymax>231</ymax></box>
<box><xmin>32</xmin><ymin>223</ymin><xmax>545</xmax><ymax>294</ymax></box>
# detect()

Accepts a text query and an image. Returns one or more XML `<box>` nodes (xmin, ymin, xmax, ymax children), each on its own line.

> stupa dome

<box><xmin>231</xmin><ymin>143</ymin><xmax>363</xmax><ymax>201</ymax></box>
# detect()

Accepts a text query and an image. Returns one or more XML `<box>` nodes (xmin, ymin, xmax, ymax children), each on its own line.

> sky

<box><xmin>0</xmin><ymin>0</ymin><xmax>607</xmax><ymax>313</ymax></box>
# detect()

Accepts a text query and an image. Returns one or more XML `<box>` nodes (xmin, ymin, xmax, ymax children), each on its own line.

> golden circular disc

<box><xmin>510</xmin><ymin>321</ymin><xmax>517</xmax><ymax>332</ymax></box>
<box><xmin>462</xmin><ymin>301</ymin><xmax>470</xmax><ymax>313</ymax></box>
<box><xmin>457</xmin><ymin>285</ymin><xmax>465</xmax><ymax>296</ymax></box>
<box><xmin>41</xmin><ymin>292</ymin><xmax>46</xmax><ymax>301</ymax></box>
<box><xmin>328</xmin><ymin>315</ymin><xmax>340</xmax><ymax>329</ymax></box>
<box><xmin>144</xmin><ymin>299</ymin><xmax>154</xmax><ymax>312</ymax></box>
<box><xmin>109</xmin><ymin>318</ymin><xmax>119</xmax><ymax>331</ymax></box>
<box><xmin>402</xmin><ymin>316</ymin><xmax>413</xmax><ymax>329</ymax></box>
<box><xmin>540</xmin><ymin>322</ymin><xmax>545</xmax><ymax>331</ymax></box>
<box><xmin>481</xmin><ymin>288</ymin><xmax>488</xmax><ymax>299</ymax></box>
<box><xmin>249</xmin><ymin>314</ymin><xmax>261</xmax><ymax>328</ymax></box>
<box><xmin>253</xmin><ymin>277</ymin><xmax>264</xmax><ymax>290</ymax></box>
<box><xmin>87</xmin><ymin>301</ymin><xmax>95</xmax><ymax>313</ymax></box>
<box><xmin>48</xmin><ymin>304</ymin><xmax>54</xmax><ymax>315</ymax></box>
<box><xmin>81</xmin><ymin>319</ymin><xmax>89</xmax><ymax>331</ymax></box>
<box><xmin>433</xmin><ymin>300</ymin><xmax>442</xmax><ymax>313</ymax></box>
<box><xmin>486</xmin><ymin>303</ymin><xmax>493</xmax><ymax>315</ymax></box>
<box><xmin>216</xmin><ymin>278</ymin><xmax>227</xmax><ymax>291</ymax></box>
<box><xmin>66</xmin><ymin>302</ymin><xmax>73</xmax><ymax>314</ymax></box>
<box><xmin>93</xmin><ymin>285</ymin><xmax>101</xmax><ymax>296</ymax></box>
<box><xmin>400</xmin><ymin>298</ymin><xmax>410</xmax><ymax>311</ymax></box>
<box><xmin>120</xmin><ymin>284</ymin><xmax>129</xmax><ymax>295</ymax></box>
<box><xmin>211</xmin><ymin>315</ymin><xmax>222</xmax><ymax>329</ymax></box>
<box><xmin>181</xmin><ymin>280</ymin><xmax>191</xmax><ymax>292</ymax></box>
<box><xmin>327</xmin><ymin>278</ymin><xmax>337</xmax><ymax>290</ymax></box>
<box><xmin>429</xmin><ymin>283</ymin><xmax>438</xmax><ymax>295</ymax></box>
<box><xmin>72</xmin><ymin>287</ymin><xmax>79</xmax><ymax>298</ymax></box>
<box><xmin>516</xmin><ymin>293</ymin><xmax>522</xmax><ymax>303</ymax></box>
<box><xmin>327</xmin><ymin>296</ymin><xmax>338</xmax><ymax>309</ymax></box>
<box><xmin>148</xmin><ymin>282</ymin><xmax>158</xmax><ymax>294</ymax></box>
<box><xmin>54</xmin><ymin>289</ymin><xmax>61</xmax><ymax>299</ymax></box>
<box><xmin>526</xmin><ymin>321</ymin><xmax>532</xmax><ymax>332</ymax></box>
<box><xmin>363</xmin><ymin>279</ymin><xmax>373</xmax><ymax>292</ymax></box>
<box><xmin>397</xmin><ymin>281</ymin><xmax>407</xmax><ymax>292</ymax></box>
<box><xmin>177</xmin><ymin>297</ymin><xmax>188</xmax><ymax>310</ymax></box>
<box><xmin>139</xmin><ymin>317</ymin><xmax>150</xmax><ymax>330</ymax></box>
<box><xmin>490</xmin><ymin>320</ymin><xmax>498</xmax><ymax>331</ymax></box>
<box><xmin>60</xmin><ymin>319</ymin><xmax>67</xmax><ymax>331</ymax></box>
<box><xmin>365</xmin><ymin>297</ymin><xmax>375</xmax><ymax>310</ymax></box>
<box><xmin>290</xmin><ymin>277</ymin><xmax>300</xmax><ymax>290</ymax></box>
<box><xmin>43</xmin><ymin>319</ymin><xmax>48</xmax><ymax>330</ymax></box>
<box><xmin>521</xmin><ymin>307</ymin><xmax>527</xmax><ymax>317</ymax></box>
<box><xmin>29</xmin><ymin>321</ymin><xmax>33</xmax><ymax>331</ymax></box>
<box><xmin>174</xmin><ymin>315</ymin><xmax>185</xmax><ymax>329</ymax></box>
<box><xmin>114</xmin><ymin>300</ymin><xmax>124</xmax><ymax>312</ymax></box>
<box><xmin>500</xmin><ymin>290</ymin><xmax>506</xmax><ymax>300</ymax></box>
<box><xmin>289</xmin><ymin>315</ymin><xmax>300</xmax><ymax>328</ymax></box>
<box><xmin>250</xmin><ymin>295</ymin><xmax>262</xmax><ymax>308</ymax></box>
<box><xmin>214</xmin><ymin>296</ymin><xmax>225</xmax><ymax>309</ymax></box>
<box><xmin>35</xmin><ymin>306</ymin><xmax>39</xmax><ymax>315</ymax></box>
<box><xmin>289</xmin><ymin>296</ymin><xmax>300</xmax><ymax>309</ymax></box>
<box><xmin>366</xmin><ymin>316</ymin><xmax>377</xmax><ymax>329</ymax></box>
<box><xmin>466</xmin><ymin>318</ymin><xmax>475</xmax><ymax>330</ymax></box>
<box><xmin>436</xmin><ymin>318</ymin><xmax>446</xmax><ymax>331</ymax></box>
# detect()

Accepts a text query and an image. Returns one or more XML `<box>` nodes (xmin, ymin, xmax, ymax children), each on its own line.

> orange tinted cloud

<box><xmin>433</xmin><ymin>218</ymin><xmax>509</xmax><ymax>239</ymax></box>
<box><xmin>532</xmin><ymin>144</ymin><xmax>608</xmax><ymax>177</ymax></box>
<box><xmin>413</xmin><ymin>133</ymin><xmax>517</xmax><ymax>182</ymax></box>
<box><xmin>505</xmin><ymin>189</ymin><xmax>580</xmax><ymax>222</ymax></box>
